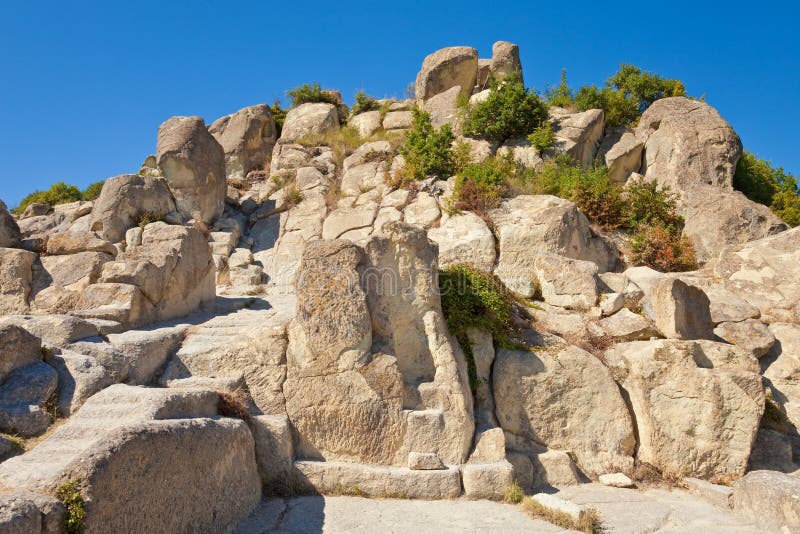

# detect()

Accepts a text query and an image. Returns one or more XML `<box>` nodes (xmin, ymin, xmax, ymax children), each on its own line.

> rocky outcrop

<box><xmin>490</xmin><ymin>195</ymin><xmax>617</xmax><ymax>296</ymax></box>
<box><xmin>209</xmin><ymin>104</ymin><xmax>277</xmax><ymax>178</ymax></box>
<box><xmin>0</xmin><ymin>248</ymin><xmax>37</xmax><ymax>315</ymax></box>
<box><xmin>636</xmin><ymin>97</ymin><xmax>742</xmax><ymax>192</ymax></box>
<box><xmin>551</xmin><ymin>108</ymin><xmax>605</xmax><ymax>169</ymax></box>
<box><xmin>605</xmin><ymin>340</ymin><xmax>764</xmax><ymax>482</ymax></box>
<box><xmin>156</xmin><ymin>116</ymin><xmax>226</xmax><ymax>224</ymax></box>
<box><xmin>0</xmin><ymin>200</ymin><xmax>21</xmax><ymax>248</ymax></box>
<box><xmin>427</xmin><ymin>212</ymin><xmax>495</xmax><ymax>271</ymax></box>
<box><xmin>489</xmin><ymin>41</ymin><xmax>522</xmax><ymax>84</ymax></box>
<box><xmin>415</xmin><ymin>46</ymin><xmax>478</xmax><ymax>100</ymax></box>
<box><xmin>280</xmin><ymin>103</ymin><xmax>339</xmax><ymax>142</ymax></box>
<box><xmin>597</xmin><ymin>128</ymin><xmax>643</xmax><ymax>183</ymax></box>
<box><xmin>494</xmin><ymin>345</ymin><xmax>635</xmax><ymax>478</ymax></box>
<box><xmin>89</xmin><ymin>174</ymin><xmax>176</xmax><ymax>243</ymax></box>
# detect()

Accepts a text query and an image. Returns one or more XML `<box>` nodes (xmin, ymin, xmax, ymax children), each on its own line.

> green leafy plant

<box><xmin>396</xmin><ymin>108</ymin><xmax>456</xmax><ymax>183</ymax></box>
<box><xmin>56</xmin><ymin>479</ymin><xmax>86</xmax><ymax>534</ymax></box>
<box><xmin>545</xmin><ymin>69</ymin><xmax>575</xmax><ymax>108</ymax></box>
<box><xmin>13</xmin><ymin>181</ymin><xmax>83</xmax><ymax>214</ymax></box>
<box><xmin>527</xmin><ymin>121</ymin><xmax>555</xmax><ymax>154</ymax></box>
<box><xmin>439</xmin><ymin>264</ymin><xmax>516</xmax><ymax>392</ymax></box>
<box><xmin>270</xmin><ymin>100</ymin><xmax>287</xmax><ymax>136</ymax></box>
<box><xmin>623</xmin><ymin>179</ymin><xmax>683</xmax><ymax>229</ymax></box>
<box><xmin>461</xmin><ymin>72</ymin><xmax>548</xmax><ymax>144</ymax></box>
<box><xmin>351</xmin><ymin>90</ymin><xmax>379</xmax><ymax>116</ymax></box>
<box><xmin>573</xmin><ymin>64</ymin><xmax>686</xmax><ymax>127</ymax></box>
<box><xmin>81</xmin><ymin>181</ymin><xmax>105</xmax><ymax>201</ymax></box>
<box><xmin>734</xmin><ymin>151</ymin><xmax>800</xmax><ymax>226</ymax></box>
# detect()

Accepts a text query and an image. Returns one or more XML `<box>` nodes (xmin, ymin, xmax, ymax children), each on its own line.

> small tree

<box><xmin>397</xmin><ymin>108</ymin><xmax>456</xmax><ymax>182</ymax></box>
<box><xmin>351</xmin><ymin>90</ymin><xmax>379</xmax><ymax>115</ymax></box>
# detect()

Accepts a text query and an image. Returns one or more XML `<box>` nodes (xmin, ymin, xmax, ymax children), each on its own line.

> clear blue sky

<box><xmin>2</xmin><ymin>1</ymin><xmax>798</xmax><ymax>208</ymax></box>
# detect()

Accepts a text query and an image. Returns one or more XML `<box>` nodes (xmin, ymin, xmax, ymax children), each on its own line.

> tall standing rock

<box><xmin>0</xmin><ymin>200</ymin><xmax>21</xmax><ymax>248</ymax></box>
<box><xmin>156</xmin><ymin>116</ymin><xmax>226</xmax><ymax>224</ymax></box>
<box><xmin>209</xmin><ymin>104</ymin><xmax>277</xmax><ymax>179</ymax></box>
<box><xmin>415</xmin><ymin>46</ymin><xmax>478</xmax><ymax>100</ymax></box>
<box><xmin>489</xmin><ymin>41</ymin><xmax>523</xmax><ymax>84</ymax></box>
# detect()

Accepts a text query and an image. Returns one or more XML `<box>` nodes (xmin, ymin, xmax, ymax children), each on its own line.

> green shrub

<box><xmin>286</xmin><ymin>82</ymin><xmax>349</xmax><ymax>124</ymax></box>
<box><xmin>504</xmin><ymin>480</ymin><xmax>524</xmax><ymax>504</ymax></box>
<box><xmin>545</xmin><ymin>69</ymin><xmax>575</xmax><ymax>108</ymax></box>
<box><xmin>734</xmin><ymin>151</ymin><xmax>800</xmax><ymax>226</ymax></box>
<box><xmin>630</xmin><ymin>224</ymin><xmax>698</xmax><ymax>272</ymax></box>
<box><xmin>270</xmin><ymin>100</ymin><xmax>287</xmax><ymax>136</ymax></box>
<box><xmin>13</xmin><ymin>181</ymin><xmax>83</xmax><ymax>214</ymax></box>
<box><xmin>452</xmin><ymin>157</ymin><xmax>511</xmax><ymax>215</ymax></box>
<box><xmin>396</xmin><ymin>108</ymin><xmax>455</xmax><ymax>183</ymax></box>
<box><xmin>527</xmin><ymin>121</ymin><xmax>555</xmax><ymax>154</ymax></box>
<box><xmin>573</xmin><ymin>64</ymin><xmax>685</xmax><ymax>127</ymax></box>
<box><xmin>351</xmin><ymin>90</ymin><xmax>379</xmax><ymax>116</ymax></box>
<box><xmin>56</xmin><ymin>480</ymin><xmax>85</xmax><ymax>534</ymax></box>
<box><xmin>81</xmin><ymin>181</ymin><xmax>105</xmax><ymax>201</ymax></box>
<box><xmin>439</xmin><ymin>264</ymin><xmax>515</xmax><ymax>392</ymax></box>
<box><xmin>461</xmin><ymin>72</ymin><xmax>548</xmax><ymax>144</ymax></box>
<box><xmin>623</xmin><ymin>179</ymin><xmax>683</xmax><ymax>229</ymax></box>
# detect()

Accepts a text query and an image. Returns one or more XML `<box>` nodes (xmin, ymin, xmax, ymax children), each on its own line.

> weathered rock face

<box><xmin>427</xmin><ymin>212</ymin><xmax>495</xmax><ymax>272</ymax></box>
<box><xmin>532</xmin><ymin>254</ymin><xmax>599</xmax><ymax>311</ymax></box>
<box><xmin>636</xmin><ymin>97</ymin><xmax>742</xmax><ymax>192</ymax></box>
<box><xmin>605</xmin><ymin>339</ymin><xmax>764</xmax><ymax>482</ymax></box>
<box><xmin>711</xmin><ymin>227</ymin><xmax>800</xmax><ymax>323</ymax></box>
<box><xmin>0</xmin><ymin>324</ymin><xmax>41</xmax><ymax>383</ymax></box>
<box><xmin>494</xmin><ymin>345</ymin><xmax>635</xmax><ymax>478</ymax></box>
<box><xmin>489</xmin><ymin>41</ymin><xmax>522</xmax><ymax>84</ymax></box>
<box><xmin>280</xmin><ymin>103</ymin><xmax>339</xmax><ymax>142</ymax></box>
<box><xmin>733</xmin><ymin>471</ymin><xmax>800</xmax><ymax>533</ymax></box>
<box><xmin>0</xmin><ymin>200</ymin><xmax>21</xmax><ymax>248</ymax></box>
<box><xmin>89</xmin><ymin>174</ymin><xmax>176</xmax><ymax>244</ymax></box>
<box><xmin>490</xmin><ymin>195</ymin><xmax>617</xmax><ymax>296</ymax></box>
<box><xmin>762</xmin><ymin>323</ymin><xmax>800</xmax><ymax>447</ymax></box>
<box><xmin>349</xmin><ymin>110</ymin><xmax>382</xmax><ymax>138</ymax></box>
<box><xmin>156</xmin><ymin>116</ymin><xmax>226</xmax><ymax>224</ymax></box>
<box><xmin>0</xmin><ymin>248</ymin><xmax>37</xmax><ymax>315</ymax></box>
<box><xmin>209</xmin><ymin>104</ymin><xmax>277</xmax><ymax>178</ymax></box>
<box><xmin>422</xmin><ymin>86</ymin><xmax>462</xmax><ymax>131</ymax></box>
<box><xmin>650</xmin><ymin>277</ymin><xmax>714</xmax><ymax>340</ymax></box>
<box><xmin>415</xmin><ymin>46</ymin><xmax>478</xmax><ymax>100</ymax></box>
<box><xmin>682</xmin><ymin>186</ymin><xmax>787</xmax><ymax>263</ymax></box>
<box><xmin>550</xmin><ymin>108</ymin><xmax>605</xmax><ymax>169</ymax></box>
<box><xmin>597</xmin><ymin>128</ymin><xmax>643</xmax><ymax>183</ymax></box>
<box><xmin>45</xmin><ymin>231</ymin><xmax>116</xmax><ymax>257</ymax></box>
<box><xmin>91</xmin><ymin>222</ymin><xmax>215</xmax><ymax>326</ymax></box>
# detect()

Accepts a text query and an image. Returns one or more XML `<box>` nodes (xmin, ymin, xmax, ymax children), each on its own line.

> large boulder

<box><xmin>156</xmin><ymin>116</ymin><xmax>226</xmax><ymax>224</ymax></box>
<box><xmin>427</xmin><ymin>212</ymin><xmax>496</xmax><ymax>271</ymax></box>
<box><xmin>489</xmin><ymin>41</ymin><xmax>522</xmax><ymax>84</ymax></box>
<box><xmin>280</xmin><ymin>103</ymin><xmax>339</xmax><ymax>142</ymax></box>
<box><xmin>550</xmin><ymin>108</ymin><xmax>605</xmax><ymax>169</ymax></box>
<box><xmin>30</xmin><ymin>251</ymin><xmax>113</xmax><ymax>315</ymax></box>
<box><xmin>489</xmin><ymin>195</ymin><xmax>617</xmax><ymax>296</ymax></box>
<box><xmin>415</xmin><ymin>46</ymin><xmax>478</xmax><ymax>100</ymax></box>
<box><xmin>604</xmin><ymin>339</ymin><xmax>764</xmax><ymax>482</ymax></box>
<box><xmin>0</xmin><ymin>248</ymin><xmax>37</xmax><ymax>315</ymax></box>
<box><xmin>422</xmin><ymin>86</ymin><xmax>462</xmax><ymax>131</ymax></box>
<box><xmin>711</xmin><ymin>227</ymin><xmax>800</xmax><ymax>323</ymax></box>
<box><xmin>493</xmin><ymin>345</ymin><xmax>636</xmax><ymax>478</ymax></box>
<box><xmin>0</xmin><ymin>199</ymin><xmax>21</xmax><ymax>248</ymax></box>
<box><xmin>650</xmin><ymin>277</ymin><xmax>714</xmax><ymax>340</ymax></box>
<box><xmin>596</xmin><ymin>128</ymin><xmax>643</xmax><ymax>183</ymax></box>
<box><xmin>532</xmin><ymin>254</ymin><xmax>600</xmax><ymax>311</ymax></box>
<box><xmin>89</xmin><ymin>174</ymin><xmax>176</xmax><ymax>244</ymax></box>
<box><xmin>0</xmin><ymin>385</ymin><xmax>261</xmax><ymax>532</ymax></box>
<box><xmin>0</xmin><ymin>324</ymin><xmax>41</xmax><ymax>383</ymax></box>
<box><xmin>45</xmin><ymin>231</ymin><xmax>116</xmax><ymax>256</ymax></box>
<box><xmin>91</xmin><ymin>223</ymin><xmax>215</xmax><ymax>326</ymax></box>
<box><xmin>0</xmin><ymin>361</ymin><xmax>58</xmax><ymax>437</ymax></box>
<box><xmin>209</xmin><ymin>104</ymin><xmax>277</xmax><ymax>178</ymax></box>
<box><xmin>636</xmin><ymin>97</ymin><xmax>742</xmax><ymax>192</ymax></box>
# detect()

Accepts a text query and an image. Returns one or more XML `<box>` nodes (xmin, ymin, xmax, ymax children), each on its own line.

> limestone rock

<box><xmin>733</xmin><ymin>471</ymin><xmax>800</xmax><ymax>533</ymax></box>
<box><xmin>683</xmin><ymin>186</ymin><xmax>787</xmax><ymax>262</ymax></box>
<box><xmin>280</xmin><ymin>103</ymin><xmax>339</xmax><ymax>142</ymax></box>
<box><xmin>321</xmin><ymin>202</ymin><xmax>378</xmax><ymax>240</ymax></box>
<box><xmin>156</xmin><ymin>116</ymin><xmax>226</xmax><ymax>224</ymax></box>
<box><xmin>408</xmin><ymin>452</ymin><xmax>445</xmax><ymax>470</ymax></box>
<box><xmin>0</xmin><ymin>492</ymin><xmax>64</xmax><ymax>534</ymax></box>
<box><xmin>94</xmin><ymin>223</ymin><xmax>215</xmax><ymax>326</ymax></box>
<box><xmin>604</xmin><ymin>339</ymin><xmax>764</xmax><ymax>482</ymax></box>
<box><xmin>422</xmin><ymin>86</ymin><xmax>462</xmax><ymax>131</ymax></box>
<box><xmin>0</xmin><ymin>324</ymin><xmax>42</xmax><ymax>383</ymax></box>
<box><xmin>490</xmin><ymin>195</ymin><xmax>617</xmax><ymax>297</ymax></box>
<box><xmin>532</xmin><ymin>254</ymin><xmax>599</xmax><ymax>311</ymax></box>
<box><xmin>0</xmin><ymin>248</ymin><xmax>37</xmax><ymax>315</ymax></box>
<box><xmin>705</xmin><ymin>284</ymin><xmax>761</xmax><ymax>324</ymax></box>
<box><xmin>427</xmin><ymin>212</ymin><xmax>496</xmax><ymax>271</ymax></box>
<box><xmin>0</xmin><ymin>362</ymin><xmax>58</xmax><ymax>437</ymax></box>
<box><xmin>489</xmin><ymin>41</ymin><xmax>522</xmax><ymax>83</ymax></box>
<box><xmin>550</xmin><ymin>108</ymin><xmax>605</xmax><ymax>169</ymax></box>
<box><xmin>713</xmin><ymin>319</ymin><xmax>775</xmax><ymax>358</ymax></box>
<box><xmin>494</xmin><ymin>345</ymin><xmax>635</xmax><ymax>478</ymax></box>
<box><xmin>209</xmin><ymin>104</ymin><xmax>277</xmax><ymax>179</ymax></box>
<box><xmin>599</xmin><ymin>308</ymin><xmax>659</xmax><ymax>341</ymax></box>
<box><xmin>462</xmin><ymin>461</ymin><xmax>514</xmax><ymax>500</ymax></box>
<box><xmin>43</xmin><ymin>350</ymin><xmax>111</xmax><ymax>417</ymax></box>
<box><xmin>45</xmin><ymin>231</ymin><xmax>116</xmax><ymax>256</ymax></box>
<box><xmin>89</xmin><ymin>174</ymin><xmax>176</xmax><ymax>243</ymax></box>
<box><xmin>599</xmin><ymin>473</ymin><xmax>634</xmax><ymax>488</ymax></box>
<box><xmin>251</xmin><ymin>414</ymin><xmax>293</xmax><ymax>495</ymax></box>
<box><xmin>383</xmin><ymin>111</ymin><xmax>413</xmax><ymax>130</ymax></box>
<box><xmin>712</xmin><ymin>227</ymin><xmax>800</xmax><ymax>323</ymax></box>
<box><xmin>403</xmin><ymin>192</ymin><xmax>440</xmax><ymax>228</ymax></box>
<box><xmin>651</xmin><ymin>277</ymin><xmax>714</xmax><ymax>340</ymax></box>
<box><xmin>598</xmin><ymin>129</ymin><xmax>643</xmax><ymax>183</ymax></box>
<box><xmin>762</xmin><ymin>323</ymin><xmax>800</xmax><ymax>440</ymax></box>
<box><xmin>343</xmin><ymin>141</ymin><xmax>394</xmax><ymax>172</ymax></box>
<box><xmin>415</xmin><ymin>46</ymin><xmax>478</xmax><ymax>100</ymax></box>
<box><xmin>0</xmin><ymin>199</ymin><xmax>21</xmax><ymax>248</ymax></box>
<box><xmin>349</xmin><ymin>110</ymin><xmax>382</xmax><ymax>138</ymax></box>
<box><xmin>466</xmin><ymin>328</ymin><xmax>498</xmax><ymax>429</ymax></box>
<box><xmin>636</xmin><ymin>97</ymin><xmax>742</xmax><ymax>192</ymax></box>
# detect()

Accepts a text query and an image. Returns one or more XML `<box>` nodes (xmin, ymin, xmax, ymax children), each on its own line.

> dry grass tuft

<box><xmin>216</xmin><ymin>389</ymin><xmax>251</xmax><ymax>422</ymax></box>
<box><xmin>521</xmin><ymin>497</ymin><xmax>603</xmax><ymax>533</ymax></box>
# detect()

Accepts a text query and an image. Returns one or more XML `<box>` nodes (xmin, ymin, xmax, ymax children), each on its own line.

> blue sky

<box><xmin>1</xmin><ymin>1</ymin><xmax>798</xmax><ymax>208</ymax></box>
